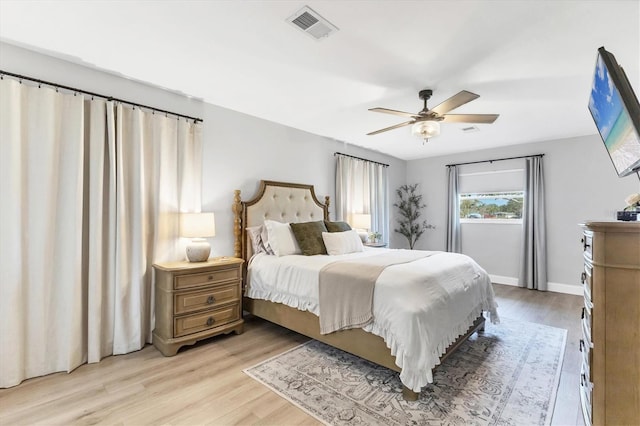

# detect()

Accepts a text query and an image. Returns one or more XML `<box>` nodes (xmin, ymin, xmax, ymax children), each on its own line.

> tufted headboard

<box><xmin>233</xmin><ymin>180</ymin><xmax>330</xmax><ymax>262</ymax></box>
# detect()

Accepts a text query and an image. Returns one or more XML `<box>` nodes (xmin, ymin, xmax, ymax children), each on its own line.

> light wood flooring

<box><xmin>0</xmin><ymin>284</ymin><xmax>584</xmax><ymax>425</ymax></box>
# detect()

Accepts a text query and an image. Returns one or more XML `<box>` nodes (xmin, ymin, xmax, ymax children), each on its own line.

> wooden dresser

<box><xmin>579</xmin><ymin>221</ymin><xmax>640</xmax><ymax>426</ymax></box>
<box><xmin>152</xmin><ymin>257</ymin><xmax>244</xmax><ymax>356</ymax></box>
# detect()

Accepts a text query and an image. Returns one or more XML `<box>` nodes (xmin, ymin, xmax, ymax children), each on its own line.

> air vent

<box><xmin>461</xmin><ymin>125</ymin><xmax>480</xmax><ymax>133</ymax></box>
<box><xmin>287</xmin><ymin>6</ymin><xmax>339</xmax><ymax>40</ymax></box>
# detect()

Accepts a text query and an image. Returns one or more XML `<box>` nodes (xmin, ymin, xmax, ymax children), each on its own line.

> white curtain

<box><xmin>0</xmin><ymin>78</ymin><xmax>202</xmax><ymax>387</ymax></box>
<box><xmin>446</xmin><ymin>165</ymin><xmax>461</xmax><ymax>253</ymax></box>
<box><xmin>519</xmin><ymin>156</ymin><xmax>547</xmax><ymax>290</ymax></box>
<box><xmin>335</xmin><ymin>155</ymin><xmax>389</xmax><ymax>243</ymax></box>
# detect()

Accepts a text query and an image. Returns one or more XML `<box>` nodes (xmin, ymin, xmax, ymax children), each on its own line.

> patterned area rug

<box><xmin>244</xmin><ymin>319</ymin><xmax>567</xmax><ymax>426</ymax></box>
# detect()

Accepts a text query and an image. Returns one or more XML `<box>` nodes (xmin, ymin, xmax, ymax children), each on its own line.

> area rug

<box><xmin>244</xmin><ymin>319</ymin><xmax>567</xmax><ymax>426</ymax></box>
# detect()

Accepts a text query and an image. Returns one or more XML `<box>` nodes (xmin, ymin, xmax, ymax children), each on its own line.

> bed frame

<box><xmin>233</xmin><ymin>180</ymin><xmax>485</xmax><ymax>401</ymax></box>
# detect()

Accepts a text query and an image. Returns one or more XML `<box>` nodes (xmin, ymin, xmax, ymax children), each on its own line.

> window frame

<box><xmin>459</xmin><ymin>191</ymin><xmax>525</xmax><ymax>225</ymax></box>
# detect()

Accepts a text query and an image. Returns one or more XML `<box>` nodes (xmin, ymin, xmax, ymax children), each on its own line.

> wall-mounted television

<box><xmin>588</xmin><ymin>46</ymin><xmax>640</xmax><ymax>177</ymax></box>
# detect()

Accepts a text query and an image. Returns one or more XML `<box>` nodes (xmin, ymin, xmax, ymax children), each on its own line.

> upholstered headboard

<box><xmin>233</xmin><ymin>180</ymin><xmax>330</xmax><ymax>262</ymax></box>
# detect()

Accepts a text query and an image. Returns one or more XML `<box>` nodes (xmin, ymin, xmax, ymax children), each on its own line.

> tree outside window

<box><xmin>460</xmin><ymin>192</ymin><xmax>524</xmax><ymax>222</ymax></box>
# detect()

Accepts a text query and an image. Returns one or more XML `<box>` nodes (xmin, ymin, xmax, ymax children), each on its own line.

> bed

<box><xmin>233</xmin><ymin>180</ymin><xmax>498</xmax><ymax>401</ymax></box>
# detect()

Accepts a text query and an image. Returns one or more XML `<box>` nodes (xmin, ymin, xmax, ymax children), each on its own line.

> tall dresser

<box><xmin>579</xmin><ymin>221</ymin><xmax>640</xmax><ymax>426</ymax></box>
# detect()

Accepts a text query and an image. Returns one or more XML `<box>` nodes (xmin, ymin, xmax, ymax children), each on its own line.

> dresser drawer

<box><xmin>174</xmin><ymin>283</ymin><xmax>240</xmax><ymax>315</ymax></box>
<box><xmin>582</xmin><ymin>299</ymin><xmax>592</xmax><ymax>335</ymax></box>
<box><xmin>580</xmin><ymin>363</ymin><xmax>593</xmax><ymax>426</ymax></box>
<box><xmin>582</xmin><ymin>232</ymin><xmax>593</xmax><ymax>260</ymax></box>
<box><xmin>174</xmin><ymin>303</ymin><xmax>241</xmax><ymax>337</ymax></box>
<box><xmin>579</xmin><ymin>337</ymin><xmax>592</xmax><ymax>376</ymax></box>
<box><xmin>581</xmin><ymin>263</ymin><xmax>593</xmax><ymax>302</ymax></box>
<box><xmin>582</xmin><ymin>315</ymin><xmax>593</xmax><ymax>349</ymax></box>
<box><xmin>174</xmin><ymin>267</ymin><xmax>241</xmax><ymax>290</ymax></box>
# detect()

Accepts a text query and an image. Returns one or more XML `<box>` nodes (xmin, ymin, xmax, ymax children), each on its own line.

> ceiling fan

<box><xmin>367</xmin><ymin>89</ymin><xmax>499</xmax><ymax>142</ymax></box>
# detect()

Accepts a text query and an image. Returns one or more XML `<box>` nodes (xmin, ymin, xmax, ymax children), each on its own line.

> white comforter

<box><xmin>246</xmin><ymin>248</ymin><xmax>499</xmax><ymax>392</ymax></box>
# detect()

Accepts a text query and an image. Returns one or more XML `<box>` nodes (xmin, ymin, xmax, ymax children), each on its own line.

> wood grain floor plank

<box><xmin>0</xmin><ymin>284</ymin><xmax>584</xmax><ymax>425</ymax></box>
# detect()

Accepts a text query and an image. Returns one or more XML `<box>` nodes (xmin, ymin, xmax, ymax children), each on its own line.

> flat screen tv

<box><xmin>588</xmin><ymin>46</ymin><xmax>640</xmax><ymax>177</ymax></box>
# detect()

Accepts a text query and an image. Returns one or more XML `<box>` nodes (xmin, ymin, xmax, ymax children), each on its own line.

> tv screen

<box><xmin>588</xmin><ymin>47</ymin><xmax>640</xmax><ymax>177</ymax></box>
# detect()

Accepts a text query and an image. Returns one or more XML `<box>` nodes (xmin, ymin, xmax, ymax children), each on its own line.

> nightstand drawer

<box><xmin>174</xmin><ymin>283</ymin><xmax>240</xmax><ymax>315</ymax></box>
<box><xmin>174</xmin><ymin>304</ymin><xmax>241</xmax><ymax>337</ymax></box>
<box><xmin>174</xmin><ymin>267</ymin><xmax>241</xmax><ymax>290</ymax></box>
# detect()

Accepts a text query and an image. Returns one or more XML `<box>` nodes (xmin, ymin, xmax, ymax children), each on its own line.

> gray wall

<box><xmin>406</xmin><ymin>135</ymin><xmax>640</xmax><ymax>292</ymax></box>
<box><xmin>199</xmin><ymin>103</ymin><xmax>407</xmax><ymax>255</ymax></box>
<box><xmin>4</xmin><ymin>41</ymin><xmax>638</xmax><ymax>294</ymax></box>
<box><xmin>0</xmin><ymin>42</ymin><xmax>407</xmax><ymax>257</ymax></box>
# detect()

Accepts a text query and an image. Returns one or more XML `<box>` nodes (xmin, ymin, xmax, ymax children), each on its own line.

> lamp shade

<box><xmin>351</xmin><ymin>213</ymin><xmax>371</xmax><ymax>230</ymax></box>
<box><xmin>411</xmin><ymin>120</ymin><xmax>440</xmax><ymax>140</ymax></box>
<box><xmin>180</xmin><ymin>212</ymin><xmax>216</xmax><ymax>238</ymax></box>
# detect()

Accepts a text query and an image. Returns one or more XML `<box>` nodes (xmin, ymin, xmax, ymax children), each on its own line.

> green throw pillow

<box><xmin>324</xmin><ymin>221</ymin><xmax>352</xmax><ymax>232</ymax></box>
<box><xmin>290</xmin><ymin>221</ymin><xmax>328</xmax><ymax>255</ymax></box>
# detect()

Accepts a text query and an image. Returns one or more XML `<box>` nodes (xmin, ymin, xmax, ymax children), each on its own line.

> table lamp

<box><xmin>180</xmin><ymin>212</ymin><xmax>216</xmax><ymax>262</ymax></box>
<box><xmin>351</xmin><ymin>213</ymin><xmax>371</xmax><ymax>243</ymax></box>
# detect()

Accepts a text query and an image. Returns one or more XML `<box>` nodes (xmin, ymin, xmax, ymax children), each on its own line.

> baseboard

<box><xmin>547</xmin><ymin>282</ymin><xmax>583</xmax><ymax>296</ymax></box>
<box><xmin>489</xmin><ymin>275</ymin><xmax>519</xmax><ymax>286</ymax></box>
<box><xmin>489</xmin><ymin>275</ymin><xmax>582</xmax><ymax>296</ymax></box>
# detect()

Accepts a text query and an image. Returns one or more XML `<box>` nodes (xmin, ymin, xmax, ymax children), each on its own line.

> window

<box><xmin>460</xmin><ymin>191</ymin><xmax>524</xmax><ymax>224</ymax></box>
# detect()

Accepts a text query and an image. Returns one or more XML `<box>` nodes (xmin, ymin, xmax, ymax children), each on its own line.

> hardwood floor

<box><xmin>0</xmin><ymin>284</ymin><xmax>584</xmax><ymax>426</ymax></box>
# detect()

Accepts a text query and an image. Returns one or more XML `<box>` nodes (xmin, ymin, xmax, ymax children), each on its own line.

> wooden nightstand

<box><xmin>364</xmin><ymin>242</ymin><xmax>387</xmax><ymax>248</ymax></box>
<box><xmin>152</xmin><ymin>257</ymin><xmax>244</xmax><ymax>356</ymax></box>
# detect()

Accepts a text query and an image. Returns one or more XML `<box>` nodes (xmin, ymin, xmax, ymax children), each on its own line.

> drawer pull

<box><xmin>207</xmin><ymin>295</ymin><xmax>215</xmax><ymax>304</ymax></box>
<box><xmin>206</xmin><ymin>317</ymin><xmax>215</xmax><ymax>326</ymax></box>
<box><xmin>208</xmin><ymin>275</ymin><xmax>214</xmax><ymax>280</ymax></box>
<box><xmin>579</xmin><ymin>339</ymin><xmax>584</xmax><ymax>352</ymax></box>
<box><xmin>581</xmin><ymin>272</ymin><xmax>586</xmax><ymax>284</ymax></box>
<box><xmin>581</xmin><ymin>238</ymin><xmax>591</xmax><ymax>252</ymax></box>
<box><xmin>581</xmin><ymin>307</ymin><xmax>585</xmax><ymax>320</ymax></box>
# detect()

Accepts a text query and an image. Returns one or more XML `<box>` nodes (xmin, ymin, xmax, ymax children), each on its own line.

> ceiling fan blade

<box><xmin>369</xmin><ymin>107</ymin><xmax>420</xmax><ymax>118</ymax></box>
<box><xmin>441</xmin><ymin>114</ymin><xmax>499</xmax><ymax>124</ymax></box>
<box><xmin>367</xmin><ymin>120</ymin><xmax>414</xmax><ymax>136</ymax></box>
<box><xmin>430</xmin><ymin>90</ymin><xmax>480</xmax><ymax>115</ymax></box>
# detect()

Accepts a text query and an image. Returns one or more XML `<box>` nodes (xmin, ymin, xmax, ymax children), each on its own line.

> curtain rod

<box><xmin>334</xmin><ymin>152</ymin><xmax>389</xmax><ymax>167</ymax></box>
<box><xmin>446</xmin><ymin>154</ymin><xmax>544</xmax><ymax>168</ymax></box>
<box><xmin>0</xmin><ymin>70</ymin><xmax>203</xmax><ymax>123</ymax></box>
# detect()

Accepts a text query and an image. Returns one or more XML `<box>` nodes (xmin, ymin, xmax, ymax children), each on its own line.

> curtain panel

<box><xmin>519</xmin><ymin>156</ymin><xmax>548</xmax><ymax>290</ymax></box>
<box><xmin>0</xmin><ymin>78</ymin><xmax>202</xmax><ymax>387</ymax></box>
<box><xmin>446</xmin><ymin>165</ymin><xmax>461</xmax><ymax>253</ymax></box>
<box><xmin>335</xmin><ymin>155</ymin><xmax>389</xmax><ymax>243</ymax></box>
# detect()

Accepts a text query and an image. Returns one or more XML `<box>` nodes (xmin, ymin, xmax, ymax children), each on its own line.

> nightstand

<box><xmin>152</xmin><ymin>257</ymin><xmax>244</xmax><ymax>356</ymax></box>
<box><xmin>364</xmin><ymin>242</ymin><xmax>387</xmax><ymax>248</ymax></box>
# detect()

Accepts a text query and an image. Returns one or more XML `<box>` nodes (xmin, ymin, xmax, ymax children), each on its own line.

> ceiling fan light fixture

<box><xmin>411</xmin><ymin>120</ymin><xmax>440</xmax><ymax>140</ymax></box>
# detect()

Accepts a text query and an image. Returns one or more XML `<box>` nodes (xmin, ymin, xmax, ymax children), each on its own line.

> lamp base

<box><xmin>186</xmin><ymin>238</ymin><xmax>211</xmax><ymax>262</ymax></box>
<box><xmin>356</xmin><ymin>230</ymin><xmax>369</xmax><ymax>243</ymax></box>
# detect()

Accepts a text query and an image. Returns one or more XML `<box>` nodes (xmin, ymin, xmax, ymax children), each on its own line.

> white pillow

<box><xmin>264</xmin><ymin>220</ymin><xmax>301</xmax><ymax>256</ymax></box>
<box><xmin>246</xmin><ymin>225</ymin><xmax>274</xmax><ymax>255</ymax></box>
<box><xmin>322</xmin><ymin>230</ymin><xmax>364</xmax><ymax>255</ymax></box>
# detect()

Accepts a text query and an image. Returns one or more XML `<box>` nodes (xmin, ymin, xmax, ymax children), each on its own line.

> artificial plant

<box><xmin>393</xmin><ymin>183</ymin><xmax>434</xmax><ymax>249</ymax></box>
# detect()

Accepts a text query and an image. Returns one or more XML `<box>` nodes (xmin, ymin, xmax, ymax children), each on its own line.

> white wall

<box><xmin>407</xmin><ymin>135</ymin><xmax>640</xmax><ymax>292</ymax></box>
<box><xmin>0</xmin><ymin>42</ymin><xmax>407</xmax><ymax>257</ymax></box>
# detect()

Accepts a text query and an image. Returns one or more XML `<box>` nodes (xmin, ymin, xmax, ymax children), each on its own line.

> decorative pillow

<box><xmin>246</xmin><ymin>224</ymin><xmax>273</xmax><ymax>255</ymax></box>
<box><xmin>260</xmin><ymin>224</ymin><xmax>274</xmax><ymax>255</ymax></box>
<box><xmin>264</xmin><ymin>219</ymin><xmax>301</xmax><ymax>256</ymax></box>
<box><xmin>246</xmin><ymin>225</ymin><xmax>263</xmax><ymax>253</ymax></box>
<box><xmin>324</xmin><ymin>221</ymin><xmax>352</xmax><ymax>232</ymax></box>
<box><xmin>290</xmin><ymin>221</ymin><xmax>328</xmax><ymax>256</ymax></box>
<box><xmin>322</xmin><ymin>230</ymin><xmax>364</xmax><ymax>255</ymax></box>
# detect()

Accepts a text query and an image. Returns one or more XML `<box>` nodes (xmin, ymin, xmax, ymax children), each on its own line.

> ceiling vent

<box><xmin>287</xmin><ymin>6</ymin><xmax>339</xmax><ymax>41</ymax></box>
<box><xmin>461</xmin><ymin>125</ymin><xmax>480</xmax><ymax>133</ymax></box>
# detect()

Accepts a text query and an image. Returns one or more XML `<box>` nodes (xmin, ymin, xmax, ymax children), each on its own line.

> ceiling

<box><xmin>1</xmin><ymin>1</ymin><xmax>638</xmax><ymax>160</ymax></box>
